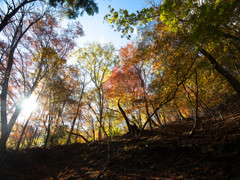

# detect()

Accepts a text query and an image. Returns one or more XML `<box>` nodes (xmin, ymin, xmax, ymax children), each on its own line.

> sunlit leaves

<box><xmin>105</xmin><ymin>6</ymin><xmax>157</xmax><ymax>39</ymax></box>
<box><xmin>49</xmin><ymin>0</ymin><xmax>99</xmax><ymax>18</ymax></box>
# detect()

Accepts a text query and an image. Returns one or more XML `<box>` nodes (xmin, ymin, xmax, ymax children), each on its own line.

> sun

<box><xmin>21</xmin><ymin>95</ymin><xmax>38</xmax><ymax>117</ymax></box>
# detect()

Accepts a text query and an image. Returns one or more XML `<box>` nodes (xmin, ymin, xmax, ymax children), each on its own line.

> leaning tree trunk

<box><xmin>118</xmin><ymin>99</ymin><xmax>132</xmax><ymax>132</ymax></box>
<box><xmin>150</xmin><ymin>101</ymin><xmax>163</xmax><ymax>128</ymax></box>
<box><xmin>118</xmin><ymin>99</ymin><xmax>140</xmax><ymax>137</ymax></box>
<box><xmin>66</xmin><ymin>102</ymin><xmax>81</xmax><ymax>144</ymax></box>
<box><xmin>67</xmin><ymin>116</ymin><xmax>77</xmax><ymax>144</ymax></box>
<box><xmin>27</xmin><ymin>127</ymin><xmax>38</xmax><ymax>148</ymax></box>
<box><xmin>162</xmin><ymin>112</ymin><xmax>167</xmax><ymax>125</ymax></box>
<box><xmin>16</xmin><ymin>119</ymin><xmax>29</xmax><ymax>150</ymax></box>
<box><xmin>199</xmin><ymin>48</ymin><xmax>240</xmax><ymax>96</ymax></box>
<box><xmin>66</xmin><ymin>131</ymin><xmax>88</xmax><ymax>143</ymax></box>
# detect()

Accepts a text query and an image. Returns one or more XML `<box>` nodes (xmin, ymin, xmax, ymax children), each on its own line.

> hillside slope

<box><xmin>1</xmin><ymin>98</ymin><xmax>240</xmax><ymax>179</ymax></box>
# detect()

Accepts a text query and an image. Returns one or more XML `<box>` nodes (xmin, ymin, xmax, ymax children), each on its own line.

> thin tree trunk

<box><xmin>74</xmin><ymin>122</ymin><xmax>80</xmax><ymax>143</ymax></box>
<box><xmin>144</xmin><ymin>97</ymin><xmax>153</xmax><ymax>130</ymax></box>
<box><xmin>162</xmin><ymin>112</ymin><xmax>167</xmax><ymax>125</ymax></box>
<box><xmin>176</xmin><ymin>104</ymin><xmax>184</xmax><ymax>120</ymax></box>
<box><xmin>66</xmin><ymin>99</ymin><xmax>82</xmax><ymax>144</ymax></box>
<box><xmin>135</xmin><ymin>66</ymin><xmax>154</xmax><ymax>130</ymax></box>
<box><xmin>118</xmin><ymin>98</ymin><xmax>132</xmax><ymax>133</ymax></box>
<box><xmin>67</xmin><ymin>116</ymin><xmax>78</xmax><ymax>144</ymax></box>
<box><xmin>27</xmin><ymin>127</ymin><xmax>38</xmax><ymax>148</ymax></box>
<box><xmin>189</xmin><ymin>69</ymin><xmax>199</xmax><ymax>136</ymax></box>
<box><xmin>182</xmin><ymin>83</ymin><xmax>195</xmax><ymax>118</ymax></box>
<box><xmin>92</xmin><ymin>120</ymin><xmax>95</xmax><ymax>141</ymax></box>
<box><xmin>0</xmin><ymin>0</ymin><xmax>35</xmax><ymax>32</ymax></box>
<box><xmin>16</xmin><ymin>119</ymin><xmax>29</xmax><ymax>150</ymax></box>
<box><xmin>139</xmin><ymin>65</ymin><xmax>193</xmax><ymax>137</ymax></box>
<box><xmin>150</xmin><ymin>102</ymin><xmax>163</xmax><ymax>127</ymax></box>
<box><xmin>44</xmin><ymin>115</ymin><xmax>52</xmax><ymax>149</ymax></box>
<box><xmin>0</xmin><ymin>15</ymin><xmax>43</xmax><ymax>151</ymax></box>
<box><xmin>0</xmin><ymin>49</ymin><xmax>15</xmax><ymax>152</ymax></box>
<box><xmin>101</xmin><ymin>122</ymin><xmax>108</xmax><ymax>138</ymax></box>
<box><xmin>138</xmin><ymin>109</ymin><xmax>143</xmax><ymax>129</ymax></box>
<box><xmin>187</xmin><ymin>84</ymin><xmax>222</xmax><ymax>127</ymax></box>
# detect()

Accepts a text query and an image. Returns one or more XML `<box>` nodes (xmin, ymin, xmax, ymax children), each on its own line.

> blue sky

<box><xmin>76</xmin><ymin>0</ymin><xmax>151</xmax><ymax>49</ymax></box>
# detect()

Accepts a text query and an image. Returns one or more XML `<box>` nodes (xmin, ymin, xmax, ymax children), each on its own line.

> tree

<box><xmin>0</xmin><ymin>0</ymin><xmax>98</xmax><ymax>32</ymax></box>
<box><xmin>0</xmin><ymin>12</ymin><xmax>82</xmax><ymax>151</ymax></box>
<box><xmin>65</xmin><ymin>65</ymin><xmax>87</xmax><ymax>144</ymax></box>
<box><xmin>105</xmin><ymin>42</ymin><xmax>159</xmax><ymax>132</ymax></box>
<box><xmin>0</xmin><ymin>7</ymin><xmax>45</xmax><ymax>151</ymax></box>
<box><xmin>76</xmin><ymin>42</ymin><xmax>118</xmax><ymax>140</ymax></box>
<box><xmin>105</xmin><ymin>0</ymin><xmax>240</xmax><ymax>96</ymax></box>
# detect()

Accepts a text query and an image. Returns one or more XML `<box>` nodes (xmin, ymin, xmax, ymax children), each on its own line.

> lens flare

<box><xmin>21</xmin><ymin>95</ymin><xmax>38</xmax><ymax>117</ymax></box>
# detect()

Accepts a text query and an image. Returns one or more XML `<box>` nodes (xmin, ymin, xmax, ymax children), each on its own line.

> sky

<box><xmin>75</xmin><ymin>0</ymin><xmax>151</xmax><ymax>49</ymax></box>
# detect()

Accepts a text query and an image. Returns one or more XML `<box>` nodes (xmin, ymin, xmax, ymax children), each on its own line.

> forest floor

<box><xmin>1</xmin><ymin>97</ymin><xmax>240</xmax><ymax>179</ymax></box>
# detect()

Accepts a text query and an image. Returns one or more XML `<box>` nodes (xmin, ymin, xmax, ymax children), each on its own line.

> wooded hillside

<box><xmin>0</xmin><ymin>0</ymin><xmax>240</xmax><ymax>179</ymax></box>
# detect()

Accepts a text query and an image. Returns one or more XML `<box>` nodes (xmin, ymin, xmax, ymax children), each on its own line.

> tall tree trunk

<box><xmin>67</xmin><ymin>115</ymin><xmax>78</xmax><ymax>144</ymax></box>
<box><xmin>138</xmin><ymin>109</ymin><xmax>143</xmax><ymax>129</ymax></box>
<box><xmin>0</xmin><ymin>50</ymin><xmax>15</xmax><ymax>152</ymax></box>
<box><xmin>66</xmin><ymin>98</ymin><xmax>82</xmax><ymax>144</ymax></box>
<box><xmin>98</xmin><ymin>88</ymin><xmax>105</xmax><ymax>140</ymax></box>
<box><xmin>0</xmin><ymin>16</ymin><xmax>42</xmax><ymax>151</ymax></box>
<box><xmin>44</xmin><ymin>115</ymin><xmax>51</xmax><ymax>149</ymax></box>
<box><xmin>69</xmin><ymin>85</ymin><xmax>85</xmax><ymax>143</ymax></box>
<box><xmin>74</xmin><ymin>122</ymin><xmax>80</xmax><ymax>143</ymax></box>
<box><xmin>187</xmin><ymin>84</ymin><xmax>222</xmax><ymax>127</ymax></box>
<box><xmin>16</xmin><ymin>119</ymin><xmax>29</xmax><ymax>150</ymax></box>
<box><xmin>143</xmin><ymin>96</ymin><xmax>153</xmax><ymax>130</ymax></box>
<box><xmin>27</xmin><ymin>127</ymin><xmax>38</xmax><ymax>148</ymax></box>
<box><xmin>135</xmin><ymin>66</ymin><xmax>154</xmax><ymax>130</ymax></box>
<box><xmin>189</xmin><ymin>69</ymin><xmax>199</xmax><ymax>136</ymax></box>
<box><xmin>92</xmin><ymin>120</ymin><xmax>95</xmax><ymax>141</ymax></box>
<box><xmin>118</xmin><ymin>99</ymin><xmax>132</xmax><ymax>133</ymax></box>
<box><xmin>98</xmin><ymin>125</ymin><xmax>102</xmax><ymax>140</ymax></box>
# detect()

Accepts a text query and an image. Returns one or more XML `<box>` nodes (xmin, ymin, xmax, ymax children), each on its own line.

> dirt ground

<box><xmin>1</xmin><ymin>98</ymin><xmax>240</xmax><ymax>179</ymax></box>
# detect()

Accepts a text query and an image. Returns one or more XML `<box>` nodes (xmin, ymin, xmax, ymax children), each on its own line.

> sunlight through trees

<box><xmin>0</xmin><ymin>0</ymin><xmax>239</xmax><ymax>153</ymax></box>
